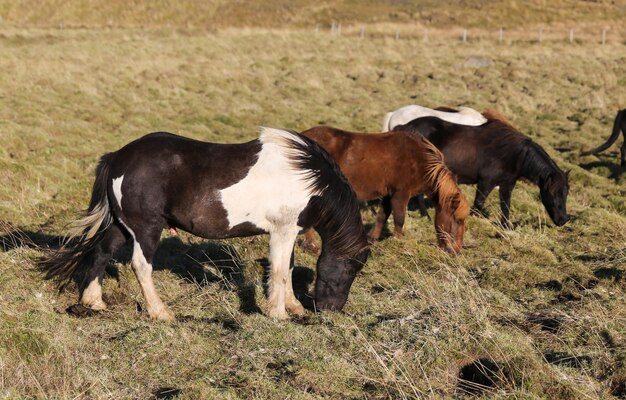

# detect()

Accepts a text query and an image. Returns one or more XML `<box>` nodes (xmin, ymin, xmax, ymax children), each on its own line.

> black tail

<box><xmin>582</xmin><ymin>110</ymin><xmax>624</xmax><ymax>155</ymax></box>
<box><xmin>38</xmin><ymin>153</ymin><xmax>115</xmax><ymax>289</ymax></box>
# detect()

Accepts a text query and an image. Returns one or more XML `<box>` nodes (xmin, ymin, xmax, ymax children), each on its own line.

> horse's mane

<box><xmin>483</xmin><ymin>109</ymin><xmax>514</xmax><ymax>128</ymax></box>
<box><xmin>419</xmin><ymin>136</ymin><xmax>470</xmax><ymax>220</ymax></box>
<box><xmin>264</xmin><ymin>128</ymin><xmax>369</xmax><ymax>259</ymax></box>
<box><xmin>520</xmin><ymin>141</ymin><xmax>566</xmax><ymax>186</ymax></box>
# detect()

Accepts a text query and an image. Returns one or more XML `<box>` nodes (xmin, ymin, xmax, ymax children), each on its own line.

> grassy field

<box><xmin>1</xmin><ymin>0</ymin><xmax>626</xmax><ymax>29</ymax></box>
<box><xmin>1</xmin><ymin>11</ymin><xmax>626</xmax><ymax>400</ymax></box>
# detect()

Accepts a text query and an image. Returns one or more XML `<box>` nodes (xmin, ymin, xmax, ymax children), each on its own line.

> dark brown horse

<box><xmin>395</xmin><ymin>115</ymin><xmax>569</xmax><ymax>228</ymax></box>
<box><xmin>582</xmin><ymin>109</ymin><xmax>626</xmax><ymax>166</ymax></box>
<box><xmin>300</xmin><ymin>126</ymin><xmax>470</xmax><ymax>253</ymax></box>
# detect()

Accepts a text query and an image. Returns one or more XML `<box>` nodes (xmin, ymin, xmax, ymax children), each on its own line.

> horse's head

<box><xmin>314</xmin><ymin>246</ymin><xmax>370</xmax><ymax>311</ymax></box>
<box><xmin>540</xmin><ymin>170</ymin><xmax>570</xmax><ymax>226</ymax></box>
<box><xmin>434</xmin><ymin>190</ymin><xmax>470</xmax><ymax>254</ymax></box>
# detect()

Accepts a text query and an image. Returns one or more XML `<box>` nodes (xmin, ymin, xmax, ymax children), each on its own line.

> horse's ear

<box><xmin>565</xmin><ymin>169</ymin><xmax>571</xmax><ymax>177</ymax></box>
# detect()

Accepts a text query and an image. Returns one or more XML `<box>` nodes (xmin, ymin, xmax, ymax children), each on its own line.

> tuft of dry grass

<box><xmin>0</xmin><ymin>12</ymin><xmax>626</xmax><ymax>400</ymax></box>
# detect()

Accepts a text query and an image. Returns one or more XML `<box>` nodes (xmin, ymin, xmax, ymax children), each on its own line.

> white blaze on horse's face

<box><xmin>219</xmin><ymin>128</ymin><xmax>319</xmax><ymax>232</ymax></box>
<box><xmin>385</xmin><ymin>105</ymin><xmax>488</xmax><ymax>131</ymax></box>
<box><xmin>112</xmin><ymin>175</ymin><xmax>124</xmax><ymax>210</ymax></box>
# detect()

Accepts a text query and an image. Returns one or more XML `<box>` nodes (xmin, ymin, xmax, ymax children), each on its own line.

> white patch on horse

<box><xmin>266</xmin><ymin>225</ymin><xmax>300</xmax><ymax>319</ymax></box>
<box><xmin>219</xmin><ymin>127</ymin><xmax>319</xmax><ymax>233</ymax></box>
<box><xmin>80</xmin><ymin>276</ymin><xmax>107</xmax><ymax>310</ymax></box>
<box><xmin>384</xmin><ymin>105</ymin><xmax>488</xmax><ymax>130</ymax></box>
<box><xmin>112</xmin><ymin>175</ymin><xmax>124</xmax><ymax>210</ymax></box>
<box><xmin>130</xmin><ymin>240</ymin><xmax>173</xmax><ymax>321</ymax></box>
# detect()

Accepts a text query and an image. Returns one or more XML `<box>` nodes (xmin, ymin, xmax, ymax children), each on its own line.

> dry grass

<box><xmin>1</xmin><ymin>0</ymin><xmax>625</xmax><ymax>30</ymax></box>
<box><xmin>0</xmin><ymin>8</ymin><xmax>626</xmax><ymax>400</ymax></box>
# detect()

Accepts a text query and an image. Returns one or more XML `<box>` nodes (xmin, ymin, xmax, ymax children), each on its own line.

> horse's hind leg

<box><xmin>472</xmin><ymin>180</ymin><xmax>495</xmax><ymax>216</ymax></box>
<box><xmin>499</xmin><ymin>182</ymin><xmax>515</xmax><ymax>229</ymax></box>
<box><xmin>391</xmin><ymin>191</ymin><xmax>410</xmax><ymax>238</ymax></box>
<box><xmin>267</xmin><ymin>226</ymin><xmax>299</xmax><ymax>319</ymax></box>
<box><xmin>416</xmin><ymin>194</ymin><xmax>431</xmax><ymax>219</ymax></box>
<box><xmin>80</xmin><ymin>223</ymin><xmax>128</xmax><ymax>310</ymax></box>
<box><xmin>368</xmin><ymin>196</ymin><xmax>392</xmax><ymax>241</ymax></box>
<box><xmin>128</xmin><ymin>224</ymin><xmax>174</xmax><ymax>321</ymax></box>
<box><xmin>284</xmin><ymin>248</ymin><xmax>305</xmax><ymax>316</ymax></box>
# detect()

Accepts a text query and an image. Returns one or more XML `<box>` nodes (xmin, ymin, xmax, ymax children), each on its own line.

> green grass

<box><xmin>1</xmin><ymin>21</ymin><xmax>626</xmax><ymax>399</ymax></box>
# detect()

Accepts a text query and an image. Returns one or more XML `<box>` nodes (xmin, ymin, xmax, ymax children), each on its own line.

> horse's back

<box><xmin>302</xmin><ymin>126</ymin><xmax>433</xmax><ymax>200</ymax></box>
<box><xmin>388</xmin><ymin>105</ymin><xmax>487</xmax><ymax>129</ymax></box>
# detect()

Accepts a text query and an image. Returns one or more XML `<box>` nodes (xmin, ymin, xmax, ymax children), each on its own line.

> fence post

<box><xmin>331</xmin><ymin>22</ymin><xmax>335</xmax><ymax>34</ymax></box>
<box><xmin>423</xmin><ymin>29</ymin><xmax>428</xmax><ymax>42</ymax></box>
<box><xmin>569</xmin><ymin>28</ymin><xmax>574</xmax><ymax>43</ymax></box>
<box><xmin>395</xmin><ymin>29</ymin><xmax>400</xmax><ymax>40</ymax></box>
<box><xmin>462</xmin><ymin>29</ymin><xmax>467</xmax><ymax>42</ymax></box>
<box><xmin>602</xmin><ymin>28</ymin><xmax>607</xmax><ymax>45</ymax></box>
<box><xmin>538</xmin><ymin>28</ymin><xmax>543</xmax><ymax>43</ymax></box>
<box><xmin>360</xmin><ymin>26</ymin><xmax>365</xmax><ymax>38</ymax></box>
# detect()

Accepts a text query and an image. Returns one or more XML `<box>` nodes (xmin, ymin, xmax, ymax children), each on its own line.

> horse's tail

<box><xmin>38</xmin><ymin>153</ymin><xmax>115</xmax><ymax>289</ymax></box>
<box><xmin>582</xmin><ymin>109</ymin><xmax>624</xmax><ymax>155</ymax></box>
<box><xmin>420</xmin><ymin>137</ymin><xmax>470</xmax><ymax>220</ymax></box>
<box><xmin>381</xmin><ymin>112</ymin><xmax>393</xmax><ymax>132</ymax></box>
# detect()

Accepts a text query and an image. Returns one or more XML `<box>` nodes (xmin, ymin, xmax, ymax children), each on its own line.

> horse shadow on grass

<box><xmin>579</xmin><ymin>159</ymin><xmax>626</xmax><ymax>182</ymax></box>
<box><xmin>0</xmin><ymin>223</ymin><xmax>320</xmax><ymax>315</ymax></box>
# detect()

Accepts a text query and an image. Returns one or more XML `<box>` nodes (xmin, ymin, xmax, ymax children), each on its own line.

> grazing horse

<box><xmin>582</xmin><ymin>109</ymin><xmax>626</xmax><ymax>166</ymax></box>
<box><xmin>300</xmin><ymin>126</ymin><xmax>470</xmax><ymax>253</ymax></box>
<box><xmin>381</xmin><ymin>104</ymin><xmax>487</xmax><ymax>132</ymax></box>
<box><xmin>395</xmin><ymin>116</ymin><xmax>570</xmax><ymax>227</ymax></box>
<box><xmin>39</xmin><ymin>128</ymin><xmax>370</xmax><ymax>320</ymax></box>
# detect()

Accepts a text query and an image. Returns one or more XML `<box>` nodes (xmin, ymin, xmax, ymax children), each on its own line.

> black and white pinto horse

<box><xmin>40</xmin><ymin>128</ymin><xmax>370</xmax><ymax>320</ymax></box>
<box><xmin>381</xmin><ymin>104</ymin><xmax>487</xmax><ymax>132</ymax></box>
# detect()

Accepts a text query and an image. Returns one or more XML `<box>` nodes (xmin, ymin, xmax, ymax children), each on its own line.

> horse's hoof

<box><xmin>367</xmin><ymin>232</ymin><xmax>381</xmax><ymax>243</ymax></box>
<box><xmin>287</xmin><ymin>302</ymin><xmax>306</xmax><ymax>316</ymax></box>
<box><xmin>80</xmin><ymin>295</ymin><xmax>108</xmax><ymax>311</ymax></box>
<box><xmin>150</xmin><ymin>308</ymin><xmax>175</xmax><ymax>322</ymax></box>
<box><xmin>85</xmin><ymin>299</ymin><xmax>108</xmax><ymax>311</ymax></box>
<box><xmin>470</xmin><ymin>208</ymin><xmax>486</xmax><ymax>217</ymax></box>
<box><xmin>268</xmin><ymin>308</ymin><xmax>289</xmax><ymax>320</ymax></box>
<box><xmin>297</xmin><ymin>238</ymin><xmax>319</xmax><ymax>254</ymax></box>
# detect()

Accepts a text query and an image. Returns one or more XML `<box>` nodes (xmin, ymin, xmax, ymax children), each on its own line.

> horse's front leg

<box><xmin>368</xmin><ymin>196</ymin><xmax>392</xmax><ymax>242</ymax></box>
<box><xmin>267</xmin><ymin>226</ymin><xmax>299</xmax><ymax>320</ymax></box>
<box><xmin>499</xmin><ymin>182</ymin><xmax>516</xmax><ymax>229</ymax></box>
<box><xmin>391</xmin><ymin>191</ymin><xmax>411</xmax><ymax>238</ymax></box>
<box><xmin>284</xmin><ymin>249</ymin><xmax>305</xmax><ymax>316</ymax></box>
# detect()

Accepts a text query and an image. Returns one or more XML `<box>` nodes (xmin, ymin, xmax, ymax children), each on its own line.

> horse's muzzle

<box><xmin>555</xmin><ymin>215</ymin><xmax>570</xmax><ymax>226</ymax></box>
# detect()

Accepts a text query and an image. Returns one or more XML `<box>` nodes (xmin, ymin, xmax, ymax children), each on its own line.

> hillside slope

<box><xmin>0</xmin><ymin>0</ymin><xmax>625</xmax><ymax>29</ymax></box>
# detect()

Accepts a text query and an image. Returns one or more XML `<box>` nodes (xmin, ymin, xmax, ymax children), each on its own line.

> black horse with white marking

<box><xmin>395</xmin><ymin>116</ymin><xmax>570</xmax><ymax>228</ymax></box>
<box><xmin>39</xmin><ymin>128</ymin><xmax>370</xmax><ymax>320</ymax></box>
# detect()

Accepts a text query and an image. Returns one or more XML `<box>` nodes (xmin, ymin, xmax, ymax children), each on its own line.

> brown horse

<box><xmin>300</xmin><ymin>126</ymin><xmax>470</xmax><ymax>253</ymax></box>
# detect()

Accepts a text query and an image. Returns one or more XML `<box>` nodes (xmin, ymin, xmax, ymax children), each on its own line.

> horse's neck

<box><xmin>519</xmin><ymin>143</ymin><xmax>555</xmax><ymax>186</ymax></box>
